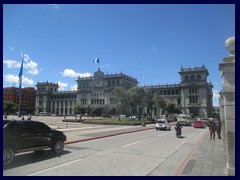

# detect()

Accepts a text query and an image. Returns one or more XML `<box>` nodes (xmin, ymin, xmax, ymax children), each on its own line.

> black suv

<box><xmin>3</xmin><ymin>119</ymin><xmax>67</xmax><ymax>166</ymax></box>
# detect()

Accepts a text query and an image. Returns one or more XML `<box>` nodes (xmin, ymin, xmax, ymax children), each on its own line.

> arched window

<box><xmin>184</xmin><ymin>76</ymin><xmax>189</xmax><ymax>81</ymax></box>
<box><xmin>190</xmin><ymin>75</ymin><xmax>195</xmax><ymax>81</ymax></box>
<box><xmin>197</xmin><ymin>75</ymin><xmax>201</xmax><ymax>81</ymax></box>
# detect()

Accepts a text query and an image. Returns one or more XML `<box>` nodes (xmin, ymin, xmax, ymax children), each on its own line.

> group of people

<box><xmin>174</xmin><ymin>118</ymin><xmax>222</xmax><ymax>140</ymax></box>
<box><xmin>208</xmin><ymin>118</ymin><xmax>222</xmax><ymax>140</ymax></box>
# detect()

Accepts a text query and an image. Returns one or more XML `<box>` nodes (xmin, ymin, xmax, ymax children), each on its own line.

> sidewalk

<box><xmin>180</xmin><ymin>133</ymin><xmax>227</xmax><ymax>176</ymax></box>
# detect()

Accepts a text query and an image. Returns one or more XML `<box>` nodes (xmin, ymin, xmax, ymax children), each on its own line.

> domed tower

<box><xmin>35</xmin><ymin>81</ymin><xmax>59</xmax><ymax>114</ymax></box>
<box><xmin>93</xmin><ymin>68</ymin><xmax>105</xmax><ymax>87</ymax></box>
<box><xmin>178</xmin><ymin>65</ymin><xmax>213</xmax><ymax>117</ymax></box>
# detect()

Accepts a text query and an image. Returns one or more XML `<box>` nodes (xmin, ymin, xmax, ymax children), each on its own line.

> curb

<box><xmin>64</xmin><ymin>126</ymin><xmax>155</xmax><ymax>145</ymax></box>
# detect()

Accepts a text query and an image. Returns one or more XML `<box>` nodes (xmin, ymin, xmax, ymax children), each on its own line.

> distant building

<box><xmin>35</xmin><ymin>65</ymin><xmax>213</xmax><ymax>117</ymax></box>
<box><xmin>3</xmin><ymin>87</ymin><xmax>36</xmax><ymax>114</ymax></box>
<box><xmin>145</xmin><ymin>65</ymin><xmax>213</xmax><ymax>117</ymax></box>
<box><xmin>35</xmin><ymin>69</ymin><xmax>138</xmax><ymax>116</ymax></box>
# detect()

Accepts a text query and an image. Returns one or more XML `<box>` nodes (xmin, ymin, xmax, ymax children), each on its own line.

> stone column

<box><xmin>54</xmin><ymin>101</ymin><xmax>57</xmax><ymax>114</ymax></box>
<box><xmin>219</xmin><ymin>37</ymin><xmax>235</xmax><ymax>176</ymax></box>
<box><xmin>67</xmin><ymin>101</ymin><xmax>70</xmax><ymax>115</ymax></box>
<box><xmin>49</xmin><ymin>101</ymin><xmax>52</xmax><ymax>114</ymax></box>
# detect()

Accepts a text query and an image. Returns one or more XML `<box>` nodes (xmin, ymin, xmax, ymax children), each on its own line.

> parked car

<box><xmin>119</xmin><ymin>114</ymin><xmax>126</xmax><ymax>118</ymax></box>
<box><xmin>193</xmin><ymin>121</ymin><xmax>205</xmax><ymax>128</ymax></box>
<box><xmin>129</xmin><ymin>115</ymin><xmax>136</xmax><ymax>119</ymax></box>
<box><xmin>155</xmin><ymin>119</ymin><xmax>171</xmax><ymax>130</ymax></box>
<box><xmin>3</xmin><ymin>119</ymin><xmax>67</xmax><ymax>166</ymax></box>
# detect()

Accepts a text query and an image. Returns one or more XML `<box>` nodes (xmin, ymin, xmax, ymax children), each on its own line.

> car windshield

<box><xmin>157</xmin><ymin>120</ymin><xmax>165</xmax><ymax>123</ymax></box>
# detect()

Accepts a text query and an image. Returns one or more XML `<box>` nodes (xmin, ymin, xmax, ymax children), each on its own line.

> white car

<box><xmin>155</xmin><ymin>119</ymin><xmax>171</xmax><ymax>130</ymax></box>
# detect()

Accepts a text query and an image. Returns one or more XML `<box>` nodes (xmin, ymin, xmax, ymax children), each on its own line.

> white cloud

<box><xmin>3</xmin><ymin>54</ymin><xmax>40</xmax><ymax>75</ymax></box>
<box><xmin>22</xmin><ymin>76</ymin><xmax>35</xmax><ymax>85</ymax></box>
<box><xmin>58</xmin><ymin>81</ymin><xmax>68</xmax><ymax>91</ymax></box>
<box><xmin>62</xmin><ymin>69</ymin><xmax>92</xmax><ymax>78</ymax></box>
<box><xmin>213</xmin><ymin>90</ymin><xmax>220</xmax><ymax>99</ymax></box>
<box><xmin>3</xmin><ymin>74</ymin><xmax>34</xmax><ymax>85</ymax></box>
<box><xmin>3</xmin><ymin>60</ymin><xmax>20</xmax><ymax>68</ymax></box>
<box><xmin>25</xmin><ymin>60</ymin><xmax>39</xmax><ymax>75</ymax></box>
<box><xmin>3</xmin><ymin>74</ymin><xmax>19</xmax><ymax>84</ymax></box>
<box><xmin>70</xmin><ymin>84</ymin><xmax>78</xmax><ymax>90</ymax></box>
<box><xmin>28</xmin><ymin>68</ymin><xmax>39</xmax><ymax>75</ymax></box>
<box><xmin>9</xmin><ymin>47</ymin><xmax>14</xmax><ymax>51</ymax></box>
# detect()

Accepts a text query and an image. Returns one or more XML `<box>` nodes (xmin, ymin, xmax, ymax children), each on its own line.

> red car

<box><xmin>193</xmin><ymin>121</ymin><xmax>205</xmax><ymax>128</ymax></box>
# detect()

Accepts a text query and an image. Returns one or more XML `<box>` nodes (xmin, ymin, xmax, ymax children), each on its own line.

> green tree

<box><xmin>113</xmin><ymin>87</ymin><xmax>128</xmax><ymax>120</ymax></box>
<box><xmin>3</xmin><ymin>100</ymin><xmax>18</xmax><ymax>114</ymax></box>
<box><xmin>145</xmin><ymin>90</ymin><xmax>155</xmax><ymax>120</ymax></box>
<box><xmin>153</xmin><ymin>94</ymin><xmax>167</xmax><ymax>115</ymax></box>
<box><xmin>165</xmin><ymin>102</ymin><xmax>182</xmax><ymax>114</ymax></box>
<box><xmin>127</xmin><ymin>87</ymin><xmax>148</xmax><ymax>121</ymax></box>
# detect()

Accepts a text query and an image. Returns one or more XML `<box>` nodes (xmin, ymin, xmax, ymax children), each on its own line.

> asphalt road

<box><xmin>3</xmin><ymin>117</ymin><xmax>208</xmax><ymax>176</ymax></box>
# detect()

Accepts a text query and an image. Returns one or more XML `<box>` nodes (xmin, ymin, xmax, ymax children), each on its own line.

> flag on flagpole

<box><xmin>93</xmin><ymin>58</ymin><xmax>100</xmax><ymax>63</ymax></box>
<box><xmin>18</xmin><ymin>54</ymin><xmax>24</xmax><ymax>93</ymax></box>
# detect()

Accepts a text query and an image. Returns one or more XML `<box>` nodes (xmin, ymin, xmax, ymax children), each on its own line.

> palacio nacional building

<box><xmin>35</xmin><ymin>65</ymin><xmax>213</xmax><ymax>118</ymax></box>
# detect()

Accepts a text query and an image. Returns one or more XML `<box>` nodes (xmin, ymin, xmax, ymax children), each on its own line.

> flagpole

<box><xmin>18</xmin><ymin>53</ymin><xmax>24</xmax><ymax>117</ymax></box>
<box><xmin>18</xmin><ymin>90</ymin><xmax>22</xmax><ymax>117</ymax></box>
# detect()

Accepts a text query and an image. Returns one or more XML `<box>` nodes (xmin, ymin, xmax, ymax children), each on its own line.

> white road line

<box><xmin>27</xmin><ymin>158</ymin><xmax>82</xmax><ymax>176</ymax></box>
<box><xmin>158</xmin><ymin>133</ymin><xmax>168</xmax><ymax>137</ymax></box>
<box><xmin>122</xmin><ymin>140</ymin><xmax>142</xmax><ymax>147</ymax></box>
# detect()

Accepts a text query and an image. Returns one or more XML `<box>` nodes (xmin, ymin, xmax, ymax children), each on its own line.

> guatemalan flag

<box><xmin>18</xmin><ymin>54</ymin><xmax>24</xmax><ymax>93</ymax></box>
<box><xmin>93</xmin><ymin>58</ymin><xmax>100</xmax><ymax>63</ymax></box>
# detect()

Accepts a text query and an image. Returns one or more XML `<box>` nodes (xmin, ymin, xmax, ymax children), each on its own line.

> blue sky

<box><xmin>3</xmin><ymin>4</ymin><xmax>235</xmax><ymax>106</ymax></box>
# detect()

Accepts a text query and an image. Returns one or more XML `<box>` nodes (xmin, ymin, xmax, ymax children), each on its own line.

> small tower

<box><xmin>35</xmin><ymin>81</ymin><xmax>59</xmax><ymax>114</ymax></box>
<box><xmin>178</xmin><ymin>66</ymin><xmax>213</xmax><ymax>117</ymax></box>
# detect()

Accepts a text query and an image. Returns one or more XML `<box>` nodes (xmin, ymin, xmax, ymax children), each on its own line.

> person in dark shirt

<box><xmin>216</xmin><ymin>119</ymin><xmax>222</xmax><ymax>139</ymax></box>
<box><xmin>208</xmin><ymin>118</ymin><xmax>216</xmax><ymax>140</ymax></box>
<box><xmin>175</xmin><ymin>121</ymin><xmax>183</xmax><ymax>137</ymax></box>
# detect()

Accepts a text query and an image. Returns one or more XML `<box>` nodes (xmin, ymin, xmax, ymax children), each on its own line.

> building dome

<box><xmin>225</xmin><ymin>37</ymin><xmax>235</xmax><ymax>55</ymax></box>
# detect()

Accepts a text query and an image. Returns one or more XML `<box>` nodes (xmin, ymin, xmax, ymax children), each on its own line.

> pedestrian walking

<box><xmin>208</xmin><ymin>118</ymin><xmax>216</xmax><ymax>140</ymax></box>
<box><xmin>216</xmin><ymin>119</ymin><xmax>222</xmax><ymax>139</ymax></box>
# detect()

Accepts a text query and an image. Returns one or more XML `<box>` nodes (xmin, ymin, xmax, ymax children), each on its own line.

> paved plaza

<box><xmin>4</xmin><ymin>115</ymin><xmax>228</xmax><ymax>176</ymax></box>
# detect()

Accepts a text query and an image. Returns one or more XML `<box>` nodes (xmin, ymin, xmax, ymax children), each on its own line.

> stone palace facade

<box><xmin>35</xmin><ymin>65</ymin><xmax>213</xmax><ymax>117</ymax></box>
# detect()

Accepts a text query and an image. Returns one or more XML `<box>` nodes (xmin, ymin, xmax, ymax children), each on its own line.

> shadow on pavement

<box><xmin>3</xmin><ymin>149</ymin><xmax>71</xmax><ymax>170</ymax></box>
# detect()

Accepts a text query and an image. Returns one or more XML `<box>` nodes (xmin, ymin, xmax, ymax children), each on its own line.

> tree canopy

<box><xmin>3</xmin><ymin>100</ymin><xmax>18</xmax><ymax>114</ymax></box>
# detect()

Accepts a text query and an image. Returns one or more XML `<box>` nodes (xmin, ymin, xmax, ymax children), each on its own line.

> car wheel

<box><xmin>51</xmin><ymin>140</ymin><xmax>64</xmax><ymax>154</ymax></box>
<box><xmin>3</xmin><ymin>149</ymin><xmax>15</xmax><ymax>166</ymax></box>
